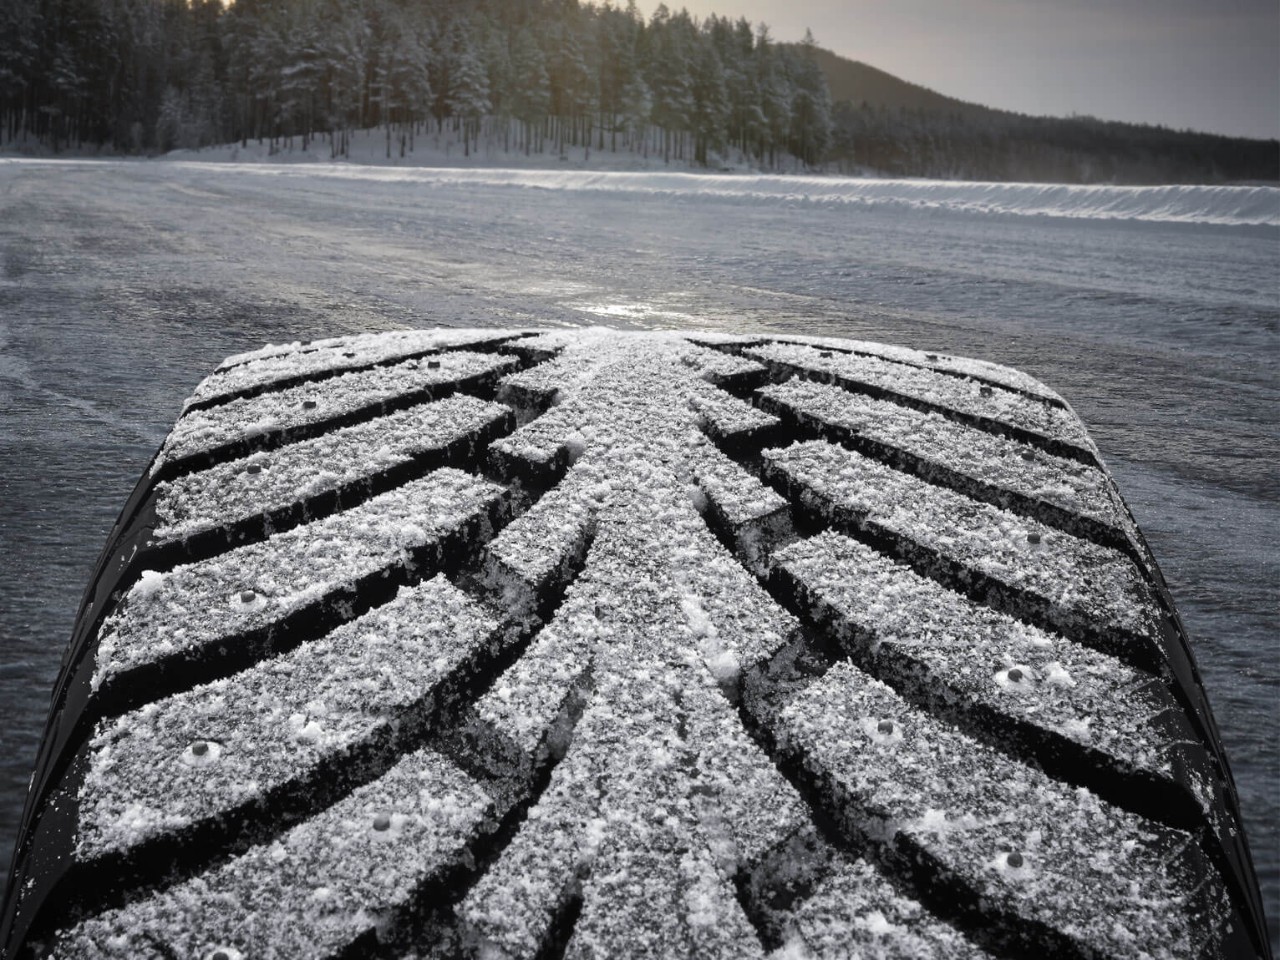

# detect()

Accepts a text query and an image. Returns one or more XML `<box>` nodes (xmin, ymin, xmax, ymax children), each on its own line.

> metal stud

<box><xmin>246</xmin><ymin>463</ymin><xmax>262</xmax><ymax>475</ymax></box>
<box><xmin>240</xmin><ymin>589</ymin><xmax>256</xmax><ymax>603</ymax></box>
<box><xmin>191</xmin><ymin>741</ymin><xmax>209</xmax><ymax>757</ymax></box>
<box><xmin>980</xmin><ymin>386</ymin><xmax>993</xmax><ymax>397</ymax></box>
<box><xmin>372</xmin><ymin>813</ymin><xmax>392</xmax><ymax>832</ymax></box>
<box><xmin>925</xmin><ymin>353</ymin><xmax>938</xmax><ymax>361</ymax></box>
<box><xmin>427</xmin><ymin>359</ymin><xmax>442</xmax><ymax>369</ymax></box>
<box><xmin>302</xmin><ymin>399</ymin><xmax>317</xmax><ymax>410</ymax></box>
<box><xmin>1020</xmin><ymin>450</ymin><xmax>1034</xmax><ymax>462</ymax></box>
<box><xmin>877</xmin><ymin>719</ymin><xmax>895</xmax><ymax>735</ymax></box>
<box><xmin>1007</xmin><ymin>668</ymin><xmax>1024</xmax><ymax>683</ymax></box>
<box><xmin>1006</xmin><ymin>851</ymin><xmax>1024</xmax><ymax>868</ymax></box>
<box><xmin>818</xmin><ymin>351</ymin><xmax>833</xmax><ymax>358</ymax></box>
<box><xmin>1027</xmin><ymin>532</ymin><xmax>1042</xmax><ymax>544</ymax></box>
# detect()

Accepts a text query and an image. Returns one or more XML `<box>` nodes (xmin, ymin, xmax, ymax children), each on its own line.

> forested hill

<box><xmin>800</xmin><ymin>45</ymin><xmax>1280</xmax><ymax>185</ymax></box>
<box><xmin>805</xmin><ymin>47</ymin><xmax>978</xmax><ymax>116</ymax></box>
<box><xmin>3</xmin><ymin>0</ymin><xmax>1273</xmax><ymax>183</ymax></box>
<box><xmin>0</xmin><ymin>0</ymin><xmax>833</xmax><ymax>167</ymax></box>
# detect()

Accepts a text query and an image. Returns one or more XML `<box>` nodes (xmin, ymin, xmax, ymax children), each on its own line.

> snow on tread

<box><xmin>55</xmin><ymin>749</ymin><xmax>492</xmax><ymax>959</ymax></box>
<box><xmin>773</xmin><ymin>662</ymin><xmax>1218</xmax><ymax>959</ymax></box>
<box><xmin>759</xmin><ymin>377</ymin><xmax>1136</xmax><ymax>548</ymax></box>
<box><xmin>744</xmin><ymin>341</ymin><xmax>1096</xmax><ymax>460</ymax></box>
<box><xmin>190</xmin><ymin>328</ymin><xmax>516</xmax><ymax>408</ymax></box>
<box><xmin>152</xmin><ymin>395</ymin><xmax>511</xmax><ymax>549</ymax></box>
<box><xmin>693</xmin><ymin>331</ymin><xmax>1066</xmax><ymax>405</ymax></box>
<box><xmin>157</xmin><ymin>349</ymin><xmax>517</xmax><ymax>475</ymax></box>
<box><xmin>765</xmin><ymin>439</ymin><xmax>1162</xmax><ymax>666</ymax></box>
<box><xmin>76</xmin><ymin>576</ymin><xmax>501</xmax><ymax>864</ymax></box>
<box><xmin>92</xmin><ymin>468</ymin><xmax>508</xmax><ymax>700</ymax></box>
<box><xmin>773</xmin><ymin>532</ymin><xmax>1194</xmax><ymax>811</ymax></box>
<box><xmin>2</xmin><ymin>329</ymin><xmax>1260</xmax><ymax>960</ymax></box>
<box><xmin>787</xmin><ymin>854</ymin><xmax>995</xmax><ymax>959</ymax></box>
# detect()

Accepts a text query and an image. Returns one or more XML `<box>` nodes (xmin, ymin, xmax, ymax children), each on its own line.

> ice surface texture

<box><xmin>0</xmin><ymin>329</ymin><xmax>1265</xmax><ymax>959</ymax></box>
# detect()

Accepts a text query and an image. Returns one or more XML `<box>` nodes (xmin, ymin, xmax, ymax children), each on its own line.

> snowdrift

<box><xmin>178</xmin><ymin>161</ymin><xmax>1280</xmax><ymax>228</ymax></box>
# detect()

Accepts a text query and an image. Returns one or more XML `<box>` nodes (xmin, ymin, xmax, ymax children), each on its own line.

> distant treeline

<box><xmin>4</xmin><ymin>0</ymin><xmax>1273</xmax><ymax>182</ymax></box>
<box><xmin>827</xmin><ymin>103</ymin><xmax>1279</xmax><ymax>184</ymax></box>
<box><xmin>0</xmin><ymin>0</ymin><xmax>834</xmax><ymax>166</ymax></box>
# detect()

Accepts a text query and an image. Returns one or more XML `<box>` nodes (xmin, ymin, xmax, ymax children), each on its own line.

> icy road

<box><xmin>0</xmin><ymin>158</ymin><xmax>1276</xmax><ymax>944</ymax></box>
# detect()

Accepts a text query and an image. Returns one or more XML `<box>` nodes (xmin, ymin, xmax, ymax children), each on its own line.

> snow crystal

<box><xmin>129</xmin><ymin>570</ymin><xmax>167</xmax><ymax>601</ymax></box>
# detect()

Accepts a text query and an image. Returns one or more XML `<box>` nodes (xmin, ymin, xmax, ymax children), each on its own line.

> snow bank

<box><xmin>167</xmin><ymin>160</ymin><xmax>1280</xmax><ymax>227</ymax></box>
<box><xmin>7</xmin><ymin>152</ymin><xmax>1274</xmax><ymax>225</ymax></box>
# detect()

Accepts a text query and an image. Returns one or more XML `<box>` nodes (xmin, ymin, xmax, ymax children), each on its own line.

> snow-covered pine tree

<box><xmin>690</xmin><ymin>36</ymin><xmax>728</xmax><ymax>165</ymax></box>
<box><xmin>508</xmin><ymin>26</ymin><xmax>549</xmax><ymax>155</ymax></box>
<box><xmin>786</xmin><ymin>29</ymin><xmax>832</xmax><ymax>167</ymax></box>
<box><xmin>446</xmin><ymin>23</ymin><xmax>490</xmax><ymax>158</ymax></box>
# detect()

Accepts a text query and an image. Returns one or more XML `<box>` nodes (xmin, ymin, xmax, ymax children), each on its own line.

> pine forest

<box><xmin>0</xmin><ymin>0</ymin><xmax>834</xmax><ymax>167</ymax></box>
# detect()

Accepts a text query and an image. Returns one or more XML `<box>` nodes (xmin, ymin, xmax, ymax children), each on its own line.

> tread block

<box><xmin>774</xmin><ymin>661</ymin><xmax>1222</xmax><ymax>958</ymax></box>
<box><xmin>192</xmin><ymin>329</ymin><xmax>517</xmax><ymax>409</ymax></box>
<box><xmin>745</xmin><ymin>342</ymin><xmax>1095</xmax><ymax>461</ymax></box>
<box><xmin>483</xmin><ymin>465</ymin><xmax>601</xmax><ymax>607</ymax></box>
<box><xmin>54</xmin><ymin>749</ymin><xmax>492</xmax><ymax>959</ymax></box>
<box><xmin>759</xmin><ymin>378</ymin><xmax>1135</xmax><ymax>549</ymax></box>
<box><xmin>773</xmin><ymin>532</ymin><xmax>1205</xmax><ymax>824</ymax></box>
<box><xmin>774</xmin><ymin>336</ymin><xmax>1067</xmax><ymax>406</ymax></box>
<box><xmin>695</xmin><ymin>333</ymin><xmax>1066</xmax><ymax>406</ymax></box>
<box><xmin>764</xmin><ymin>440</ymin><xmax>1162</xmax><ymax>667</ymax></box>
<box><xmin>76</xmin><ymin>576</ymin><xmax>502</xmax><ymax>864</ymax></box>
<box><xmin>690</xmin><ymin>443</ymin><xmax>793</xmax><ymax>578</ymax></box>
<box><xmin>457</xmin><ymin>696</ymin><xmax>609</xmax><ymax>960</ymax></box>
<box><xmin>687</xmin><ymin>379</ymin><xmax>779</xmax><ymax>444</ymax></box>
<box><xmin>92</xmin><ymin>469</ymin><xmax>510</xmax><ymax>706</ymax></box>
<box><xmin>788</xmin><ymin>854</ymin><xmax>994</xmax><ymax>959</ymax></box>
<box><xmin>158</xmin><ymin>350</ymin><xmax>517</xmax><ymax>476</ymax></box>
<box><xmin>152</xmin><ymin>396</ymin><xmax>512</xmax><ymax>556</ymax></box>
<box><xmin>678</xmin><ymin>344</ymin><xmax>771</xmax><ymax>394</ymax></box>
<box><xmin>473</xmin><ymin>596</ymin><xmax>597</xmax><ymax>763</ymax></box>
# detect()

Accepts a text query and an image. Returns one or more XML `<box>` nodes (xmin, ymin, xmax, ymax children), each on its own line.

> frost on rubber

<box><xmin>0</xmin><ymin>329</ymin><xmax>1268</xmax><ymax>960</ymax></box>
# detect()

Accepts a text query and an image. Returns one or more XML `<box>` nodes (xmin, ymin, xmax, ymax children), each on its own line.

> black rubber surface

<box><xmin>1</xmin><ymin>329</ymin><xmax>1268</xmax><ymax>960</ymax></box>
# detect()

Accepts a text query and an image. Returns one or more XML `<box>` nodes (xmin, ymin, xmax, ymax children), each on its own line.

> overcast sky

<box><xmin>637</xmin><ymin>0</ymin><xmax>1280</xmax><ymax>140</ymax></box>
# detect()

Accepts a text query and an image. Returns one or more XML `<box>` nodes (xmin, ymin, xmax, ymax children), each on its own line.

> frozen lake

<box><xmin>0</xmin><ymin>159</ymin><xmax>1276</xmax><ymax>943</ymax></box>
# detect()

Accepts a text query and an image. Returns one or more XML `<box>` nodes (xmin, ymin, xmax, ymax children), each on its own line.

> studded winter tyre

<box><xmin>1</xmin><ymin>329</ymin><xmax>1268</xmax><ymax>959</ymax></box>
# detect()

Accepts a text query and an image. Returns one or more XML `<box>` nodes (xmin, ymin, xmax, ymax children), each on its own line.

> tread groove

<box><xmin>693</xmin><ymin>464</ymin><xmax>1206</xmax><ymax>834</ymax></box>
<box><xmin>726</xmin><ymin>641</ymin><xmax>1040</xmax><ymax>960</ymax></box>
<box><xmin>142</xmin><ymin>403</ymin><xmax>518</xmax><ymax>575</ymax></box>
<box><xmin>754</xmin><ymin>385</ymin><xmax>1140</xmax><ymax>564</ymax></box>
<box><xmin>159</xmin><ymin>364</ymin><xmax>515</xmax><ymax>484</ymax></box>
<box><xmin>692</xmin><ymin>337</ymin><xmax>1071</xmax><ymax>409</ymax></box>
<box><xmin>183</xmin><ymin>335</ymin><xmax>531</xmax><ymax>414</ymax></box>
<box><xmin>14</xmin><ymin>509</ymin><xmax>597</xmax><ymax>951</ymax></box>
<box><xmin>761</xmin><ymin>446</ymin><xmax>1160</xmax><ymax>672</ymax></box>
<box><xmin>698</xmin><ymin>340</ymin><xmax>1097</xmax><ymax>466</ymax></box>
<box><xmin>379</xmin><ymin>671</ymin><xmax>597</xmax><ymax>959</ymax></box>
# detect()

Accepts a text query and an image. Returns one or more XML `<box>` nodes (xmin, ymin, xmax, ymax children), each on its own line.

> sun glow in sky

<box><xmin>637</xmin><ymin>0</ymin><xmax>1280</xmax><ymax>140</ymax></box>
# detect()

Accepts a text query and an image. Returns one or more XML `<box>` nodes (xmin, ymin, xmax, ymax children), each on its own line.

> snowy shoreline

<box><xmin>5</xmin><ymin>122</ymin><xmax>1279</xmax><ymax>229</ymax></box>
<box><xmin>5</xmin><ymin>154</ymin><xmax>1276</xmax><ymax>231</ymax></box>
